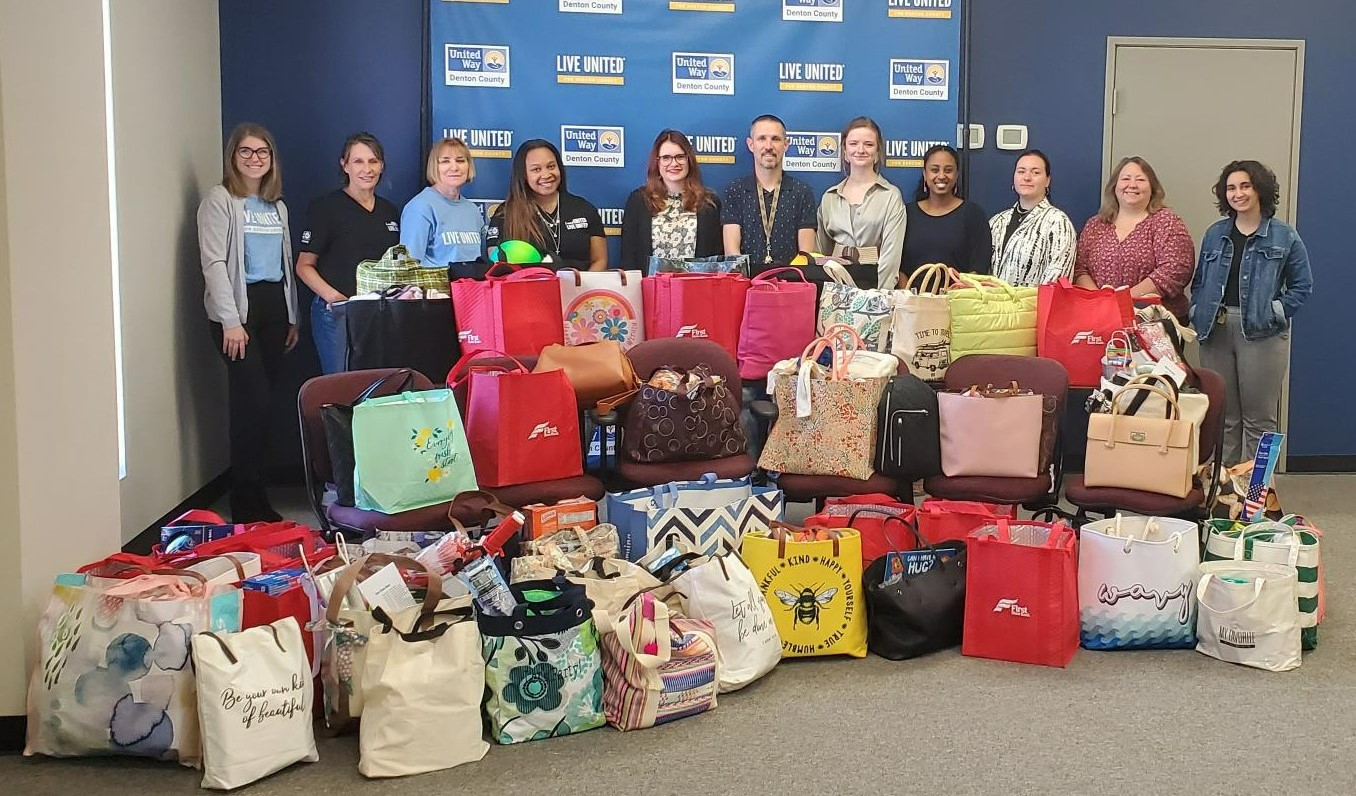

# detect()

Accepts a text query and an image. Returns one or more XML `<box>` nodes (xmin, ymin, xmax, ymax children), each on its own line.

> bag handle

<box><xmin>355</xmin><ymin>368</ymin><xmax>416</xmax><ymax>405</ymax></box>
<box><xmin>752</xmin><ymin>266</ymin><xmax>808</xmax><ymax>285</ymax></box>
<box><xmin>845</xmin><ymin>508</ymin><xmax>925</xmax><ymax>553</ymax></box>
<box><xmin>993</xmin><ymin>517</ymin><xmax>1070</xmax><ymax>548</ymax></box>
<box><xmin>324</xmin><ymin>553</ymin><xmax>443</xmax><ymax>624</ymax></box>
<box><xmin>371</xmin><ymin>604</ymin><xmax>474</xmax><ymax>642</ymax></box>
<box><xmin>555</xmin><ymin>267</ymin><xmax>631</xmax><ymax>287</ymax></box>
<box><xmin>822</xmin><ymin>259</ymin><xmax>858</xmax><ymax>287</ymax></box>
<box><xmin>1114</xmin><ymin>372</ymin><xmax>1182</xmax><ymax>416</ymax></box>
<box><xmin>769</xmin><ymin>522</ymin><xmax>842</xmax><ymax>559</ymax></box>
<box><xmin>199</xmin><ymin>622</ymin><xmax>288</xmax><ymax>665</ymax></box>
<box><xmin>1108</xmin><ymin>383</ymin><xmax>1180</xmax><ymax>420</ymax></box>
<box><xmin>165</xmin><ymin>509</ymin><xmax>230</xmax><ymax>527</ymax></box>
<box><xmin>950</xmin><ymin>269</ymin><xmax>1019</xmax><ymax>301</ymax></box>
<box><xmin>100</xmin><ymin>569</ymin><xmax>210</xmax><ymax>598</ymax></box>
<box><xmin>494</xmin><ymin>265</ymin><xmax>559</xmax><ymax>282</ymax></box>
<box><xmin>905</xmin><ymin>262</ymin><xmax>956</xmax><ymax>294</ymax></box>
<box><xmin>1232</xmin><ymin>522</ymin><xmax>1304</xmax><ymax>567</ymax></box>
<box><xmin>1196</xmin><ymin>572</ymin><xmax>1266</xmax><ymax>615</ymax></box>
<box><xmin>446</xmin><ymin>348</ymin><xmax>530</xmax><ymax>387</ymax></box>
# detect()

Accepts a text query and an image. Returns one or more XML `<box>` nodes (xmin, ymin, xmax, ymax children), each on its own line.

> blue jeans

<box><xmin>311</xmin><ymin>295</ymin><xmax>345</xmax><ymax>374</ymax></box>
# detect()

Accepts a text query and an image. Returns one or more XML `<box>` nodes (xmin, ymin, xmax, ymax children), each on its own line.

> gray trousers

<box><xmin>1198</xmin><ymin>307</ymin><xmax>1290</xmax><ymax>465</ymax></box>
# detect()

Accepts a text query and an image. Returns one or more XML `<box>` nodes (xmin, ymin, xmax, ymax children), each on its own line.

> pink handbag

<box><xmin>451</xmin><ymin>264</ymin><xmax>564</xmax><ymax>356</ymax></box>
<box><xmin>737</xmin><ymin>267</ymin><xmax>818</xmax><ymax>379</ymax></box>
<box><xmin>642</xmin><ymin>272</ymin><xmax>749</xmax><ymax>359</ymax></box>
<box><xmin>938</xmin><ymin>383</ymin><xmax>1043</xmax><ymax>478</ymax></box>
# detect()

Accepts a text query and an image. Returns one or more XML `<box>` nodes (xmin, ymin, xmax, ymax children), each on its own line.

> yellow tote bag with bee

<box><xmin>740</xmin><ymin>526</ymin><xmax>867</xmax><ymax>658</ymax></box>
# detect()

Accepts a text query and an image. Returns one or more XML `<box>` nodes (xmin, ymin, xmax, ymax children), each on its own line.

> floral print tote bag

<box><xmin>478</xmin><ymin>579</ymin><xmax>606</xmax><ymax>744</ymax></box>
<box><xmin>557</xmin><ymin>269</ymin><xmax>646</xmax><ymax>350</ymax></box>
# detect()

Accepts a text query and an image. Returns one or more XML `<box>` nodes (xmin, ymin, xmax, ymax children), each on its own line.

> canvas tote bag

<box><xmin>1077</xmin><ymin>515</ymin><xmax>1199</xmax><ymax>650</ymax></box>
<box><xmin>1203</xmin><ymin>518</ymin><xmax>1322</xmax><ymax>649</ymax></box>
<box><xmin>1195</xmin><ymin>560</ymin><xmax>1301</xmax><ymax>672</ymax></box>
<box><xmin>670</xmin><ymin>551</ymin><xmax>781</xmax><ymax>692</ymax></box>
<box><xmin>558</xmin><ymin>268</ymin><xmax>646</xmax><ymax>349</ymax></box>
<box><xmin>891</xmin><ymin>262</ymin><xmax>955</xmax><ymax>380</ymax></box>
<box><xmin>601</xmin><ymin>592</ymin><xmax>720</xmax><ymax>731</ymax></box>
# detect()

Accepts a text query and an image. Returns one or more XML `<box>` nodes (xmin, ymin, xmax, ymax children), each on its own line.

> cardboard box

<box><xmin>524</xmin><ymin>496</ymin><xmax>598</xmax><ymax>540</ymax></box>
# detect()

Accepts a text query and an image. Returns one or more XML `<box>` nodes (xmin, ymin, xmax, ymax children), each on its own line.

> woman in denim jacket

<box><xmin>1190</xmin><ymin>160</ymin><xmax>1313</xmax><ymax>464</ymax></box>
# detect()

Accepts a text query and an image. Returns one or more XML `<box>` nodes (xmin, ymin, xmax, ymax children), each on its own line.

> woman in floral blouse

<box><xmin>620</xmin><ymin>130</ymin><xmax>723</xmax><ymax>268</ymax></box>
<box><xmin>1074</xmin><ymin>156</ymin><xmax>1195</xmax><ymax>320</ymax></box>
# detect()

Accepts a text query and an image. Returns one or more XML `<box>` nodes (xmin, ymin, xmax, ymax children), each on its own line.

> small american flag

<box><xmin>1244</xmin><ymin>432</ymin><xmax>1284</xmax><ymax>521</ymax></box>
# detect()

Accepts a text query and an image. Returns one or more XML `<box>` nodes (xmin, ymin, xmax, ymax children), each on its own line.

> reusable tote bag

<box><xmin>962</xmin><ymin>519</ymin><xmax>1078</xmax><ymax>668</ymax></box>
<box><xmin>605</xmin><ymin>472</ymin><xmax>785</xmax><ymax>561</ymax></box>
<box><xmin>601</xmin><ymin>592</ymin><xmax>720</xmax><ymax>731</ymax></box>
<box><xmin>1195</xmin><ymin>560</ymin><xmax>1301</xmax><ymax>672</ymax></box>
<box><xmin>356</xmin><ymin>244</ymin><xmax>447</xmax><ymax>294</ymax></box>
<box><xmin>804</xmin><ymin>497</ymin><xmax>919</xmax><ymax>567</ymax></box>
<box><xmin>192</xmin><ymin>619</ymin><xmax>318</xmax><ymax>790</ymax></box>
<box><xmin>558</xmin><ymin>268</ymin><xmax>646</xmax><ymax>349</ymax></box>
<box><xmin>478</xmin><ymin>579</ymin><xmax>607</xmax><ymax>744</ymax></box>
<box><xmin>916</xmin><ymin>499</ymin><xmax>1017</xmax><ymax>544</ymax></box>
<box><xmin>448</xmin><ymin>350</ymin><xmax>583</xmax><ymax>488</ymax></box>
<box><xmin>737</xmin><ymin>267</ymin><xmax>818</xmax><ymax>379</ymax></box>
<box><xmin>337</xmin><ymin>288</ymin><xmax>459</xmax><ymax>382</ymax></box>
<box><xmin>26</xmin><ymin>571</ymin><xmax>242</xmax><ymax>762</ymax></box>
<box><xmin>451</xmin><ymin>264</ymin><xmax>564</xmax><ymax>356</ymax></box>
<box><xmin>891</xmin><ymin>262</ymin><xmax>955</xmax><ymax>380</ymax></box>
<box><xmin>1078</xmin><ymin>515</ymin><xmax>1199</xmax><ymax>650</ymax></box>
<box><xmin>358</xmin><ymin>605</ymin><xmax>488</xmax><ymax>778</ymax></box>
<box><xmin>642</xmin><ymin>272</ymin><xmax>750</xmax><ymax>358</ymax></box>
<box><xmin>816</xmin><ymin>262</ymin><xmax>896</xmax><ymax>352</ymax></box>
<box><xmin>741</xmin><ymin>526</ymin><xmax>868</xmax><ymax>658</ymax></box>
<box><xmin>1204</xmin><ymin>518</ymin><xmax>1322</xmax><ymax>649</ymax></box>
<box><xmin>1036</xmin><ymin>279</ymin><xmax>1134</xmax><ymax>388</ymax></box>
<box><xmin>938</xmin><ymin>384</ymin><xmax>1044</xmax><ymax>478</ymax></box>
<box><xmin>352</xmin><ymin>387</ymin><xmax>477</xmax><ymax>513</ymax></box>
<box><xmin>947</xmin><ymin>271</ymin><xmax>1039</xmax><ymax>359</ymax></box>
<box><xmin>670</xmin><ymin>551</ymin><xmax>781</xmax><ymax>692</ymax></box>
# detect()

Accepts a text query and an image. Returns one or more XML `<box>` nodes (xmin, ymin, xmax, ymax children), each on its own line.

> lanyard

<box><xmin>757</xmin><ymin>184</ymin><xmax>781</xmax><ymax>264</ymax></box>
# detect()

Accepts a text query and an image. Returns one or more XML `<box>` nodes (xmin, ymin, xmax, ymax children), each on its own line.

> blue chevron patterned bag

<box><xmin>605</xmin><ymin>473</ymin><xmax>784</xmax><ymax>561</ymax></box>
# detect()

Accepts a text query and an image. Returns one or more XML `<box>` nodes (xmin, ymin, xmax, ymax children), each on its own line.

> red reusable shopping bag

<box><xmin>642</xmin><ymin>272</ymin><xmax>750</xmax><ymax>359</ymax></box>
<box><xmin>448</xmin><ymin>350</ymin><xmax>583</xmax><ymax>488</ymax></box>
<box><xmin>805</xmin><ymin>493</ymin><xmax>918</xmax><ymax>567</ymax></box>
<box><xmin>916</xmin><ymin>499</ymin><xmax>1017</xmax><ymax>543</ymax></box>
<box><xmin>451</xmin><ymin>264</ymin><xmax>564</xmax><ymax>356</ymax></box>
<box><xmin>737</xmin><ymin>267</ymin><xmax>818</xmax><ymax>379</ymax></box>
<box><xmin>962</xmin><ymin>518</ymin><xmax>1078</xmax><ymax>668</ymax></box>
<box><xmin>1036</xmin><ymin>278</ymin><xmax>1134</xmax><ymax>388</ymax></box>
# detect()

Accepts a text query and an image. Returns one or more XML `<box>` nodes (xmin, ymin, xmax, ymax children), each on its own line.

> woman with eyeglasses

<box><xmin>619</xmin><ymin>130</ymin><xmax>723</xmax><ymax>268</ymax></box>
<box><xmin>196</xmin><ymin>123</ymin><xmax>299</xmax><ymax>522</ymax></box>
<box><xmin>295</xmin><ymin>131</ymin><xmax>400</xmax><ymax>373</ymax></box>
<box><xmin>485</xmin><ymin>139</ymin><xmax>606</xmax><ymax>270</ymax></box>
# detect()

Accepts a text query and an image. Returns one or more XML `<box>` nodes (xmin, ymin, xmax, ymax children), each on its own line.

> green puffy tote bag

<box><xmin>352</xmin><ymin>388</ymin><xmax>477</xmax><ymax>513</ymax></box>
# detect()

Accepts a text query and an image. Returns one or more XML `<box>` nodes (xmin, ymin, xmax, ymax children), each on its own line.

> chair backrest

<box><xmin>1192</xmin><ymin>366</ymin><xmax>1226</xmax><ymax>467</ymax></box>
<box><xmin>943</xmin><ymin>354</ymin><xmax>1070</xmax><ymax>412</ymax></box>
<box><xmin>625</xmin><ymin>338</ymin><xmax>744</xmax><ymax>409</ymax></box>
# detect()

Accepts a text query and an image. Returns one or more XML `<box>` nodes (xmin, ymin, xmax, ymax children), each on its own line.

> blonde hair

<box><xmin>426</xmin><ymin>138</ymin><xmax>476</xmax><ymax>186</ymax></box>
<box><xmin>1098</xmin><ymin>156</ymin><xmax>1166</xmax><ymax>222</ymax></box>
<box><xmin>222</xmin><ymin>123</ymin><xmax>282</xmax><ymax>202</ymax></box>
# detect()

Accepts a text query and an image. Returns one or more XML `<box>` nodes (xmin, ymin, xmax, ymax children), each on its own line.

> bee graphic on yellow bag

<box><xmin>775</xmin><ymin>585</ymin><xmax>837</xmax><ymax>628</ymax></box>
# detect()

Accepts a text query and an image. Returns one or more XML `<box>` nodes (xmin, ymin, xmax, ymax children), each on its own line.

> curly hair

<box><xmin>1213</xmin><ymin>159</ymin><xmax>1280</xmax><ymax>217</ymax></box>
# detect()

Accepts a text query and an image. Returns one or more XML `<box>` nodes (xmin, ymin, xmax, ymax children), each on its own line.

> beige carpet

<box><xmin>9</xmin><ymin>474</ymin><xmax>1353</xmax><ymax>795</ymax></box>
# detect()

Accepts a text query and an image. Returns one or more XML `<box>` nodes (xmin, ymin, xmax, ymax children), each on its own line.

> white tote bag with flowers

<box><xmin>558</xmin><ymin>268</ymin><xmax>646</xmax><ymax>349</ymax></box>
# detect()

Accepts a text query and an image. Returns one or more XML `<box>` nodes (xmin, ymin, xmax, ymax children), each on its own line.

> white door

<box><xmin>1104</xmin><ymin>38</ymin><xmax>1304</xmax><ymax>466</ymax></box>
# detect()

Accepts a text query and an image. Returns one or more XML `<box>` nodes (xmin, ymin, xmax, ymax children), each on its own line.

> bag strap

<box><xmin>446</xmin><ymin>348</ymin><xmax>530</xmax><ymax>387</ymax></box>
<box><xmin>325</xmin><ymin>553</ymin><xmax>443</xmax><ymax>624</ymax></box>
<box><xmin>752</xmin><ymin>266</ymin><xmax>808</xmax><ymax>285</ymax></box>
<box><xmin>165</xmin><ymin>509</ymin><xmax>230</xmax><ymax>527</ymax></box>
<box><xmin>1108</xmin><ymin>383</ymin><xmax>1180</xmax><ymax>420</ymax></box>
<box><xmin>769</xmin><ymin>522</ymin><xmax>842</xmax><ymax>558</ymax></box>
<box><xmin>371</xmin><ymin>604</ymin><xmax>474</xmax><ymax>642</ymax></box>
<box><xmin>494</xmin><ymin>266</ymin><xmax>558</xmax><ymax>282</ymax></box>
<box><xmin>1196</xmin><ymin>572</ymin><xmax>1266</xmax><ymax>614</ymax></box>
<box><xmin>355</xmin><ymin>368</ymin><xmax>416</xmax><ymax>405</ymax></box>
<box><xmin>100</xmin><ymin>569</ymin><xmax>209</xmax><ymax>598</ymax></box>
<box><xmin>822</xmin><ymin>260</ymin><xmax>858</xmax><ymax>287</ymax></box>
<box><xmin>904</xmin><ymin>262</ymin><xmax>955</xmax><ymax>294</ymax></box>
<box><xmin>845</xmin><ymin>508</ymin><xmax>926</xmax><ymax>552</ymax></box>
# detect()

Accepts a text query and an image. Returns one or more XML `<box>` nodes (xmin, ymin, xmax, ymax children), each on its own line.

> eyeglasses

<box><xmin>658</xmin><ymin>154</ymin><xmax>687</xmax><ymax>165</ymax></box>
<box><xmin>237</xmin><ymin>146</ymin><xmax>272</xmax><ymax>161</ymax></box>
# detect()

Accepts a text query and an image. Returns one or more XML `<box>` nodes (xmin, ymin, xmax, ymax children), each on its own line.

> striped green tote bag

<box><xmin>1204</xmin><ymin>517</ymin><xmax>1322</xmax><ymax>650</ymax></box>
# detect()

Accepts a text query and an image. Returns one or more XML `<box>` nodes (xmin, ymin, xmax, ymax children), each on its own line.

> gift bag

<box><xmin>1078</xmin><ymin>515</ymin><xmax>1199</xmax><ymax>650</ymax></box>
<box><xmin>670</xmin><ymin>552</ymin><xmax>781</xmax><ymax>692</ymax></box>
<box><xmin>449</xmin><ymin>350</ymin><xmax>582</xmax><ymax>488</ymax></box>
<box><xmin>478</xmin><ymin>580</ymin><xmax>607</xmax><ymax>744</ymax></box>
<box><xmin>1204</xmin><ymin>517</ymin><xmax>1322</xmax><ymax>649</ymax></box>
<box><xmin>359</xmin><ymin>605</ymin><xmax>488</xmax><ymax>778</ymax></box>
<box><xmin>916</xmin><ymin>499</ymin><xmax>1018</xmax><ymax>543</ymax></box>
<box><xmin>962</xmin><ymin>519</ymin><xmax>1078</xmax><ymax>668</ymax></box>
<box><xmin>605</xmin><ymin>472</ymin><xmax>784</xmax><ymax>561</ymax></box>
<box><xmin>891</xmin><ymin>263</ymin><xmax>955</xmax><ymax>380</ymax></box>
<box><xmin>1036</xmin><ymin>279</ymin><xmax>1134</xmax><ymax>388</ymax></box>
<box><xmin>622</xmin><ymin>364</ymin><xmax>746</xmax><ymax>464</ymax></box>
<box><xmin>642</xmin><ymin>272</ymin><xmax>750</xmax><ymax>359</ymax></box>
<box><xmin>356</xmin><ymin>244</ymin><xmax>447</xmax><ymax>294</ymax></box>
<box><xmin>352</xmin><ymin>387</ymin><xmax>477</xmax><ymax>513</ymax></box>
<box><xmin>804</xmin><ymin>495</ymin><xmax>918</xmax><ymax>567</ymax></box>
<box><xmin>741</xmin><ymin>526</ymin><xmax>868</xmax><ymax>658</ymax></box>
<box><xmin>26</xmin><ymin>571</ymin><xmax>242</xmax><ymax>761</ymax></box>
<box><xmin>861</xmin><ymin>522</ymin><xmax>967</xmax><ymax>660</ymax></box>
<box><xmin>451</xmin><ymin>264</ymin><xmax>564</xmax><ymax>356</ymax></box>
<box><xmin>558</xmin><ymin>268</ymin><xmax>646</xmax><ymax>350</ymax></box>
<box><xmin>337</xmin><ymin>289</ymin><xmax>459</xmax><ymax>381</ymax></box>
<box><xmin>192</xmin><ymin>619</ymin><xmax>318</xmax><ymax>789</ymax></box>
<box><xmin>947</xmin><ymin>272</ymin><xmax>1039</xmax><ymax>360</ymax></box>
<box><xmin>648</xmin><ymin>253</ymin><xmax>750</xmax><ymax>277</ymax></box>
<box><xmin>737</xmin><ymin>267</ymin><xmax>818</xmax><ymax>380</ymax></box>
<box><xmin>1195</xmin><ymin>560</ymin><xmax>1301</xmax><ymax>672</ymax></box>
<box><xmin>816</xmin><ymin>264</ymin><xmax>896</xmax><ymax>352</ymax></box>
<box><xmin>601</xmin><ymin>592</ymin><xmax>719</xmax><ymax>731</ymax></box>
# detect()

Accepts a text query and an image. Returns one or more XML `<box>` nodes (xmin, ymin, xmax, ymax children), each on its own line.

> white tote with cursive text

<box><xmin>671</xmin><ymin>551</ymin><xmax>781</xmax><ymax>692</ymax></box>
<box><xmin>1078</xmin><ymin>515</ymin><xmax>1200</xmax><ymax>650</ymax></box>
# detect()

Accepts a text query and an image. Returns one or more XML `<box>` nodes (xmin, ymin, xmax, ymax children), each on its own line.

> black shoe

<box><xmin>252</xmin><ymin>487</ymin><xmax>284</xmax><ymax>523</ymax></box>
<box><xmin>229</xmin><ymin>486</ymin><xmax>282</xmax><ymax>523</ymax></box>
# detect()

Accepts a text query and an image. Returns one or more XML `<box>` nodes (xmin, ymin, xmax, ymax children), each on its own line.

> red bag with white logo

<box><xmin>916</xmin><ymin>498</ymin><xmax>1017</xmax><ymax>543</ymax></box>
<box><xmin>451</xmin><ymin>264</ymin><xmax>565</xmax><ymax>357</ymax></box>
<box><xmin>448</xmin><ymin>349</ymin><xmax>582</xmax><ymax>487</ymax></box>
<box><xmin>1036</xmin><ymin>278</ymin><xmax>1133</xmax><ymax>388</ymax></box>
<box><xmin>962</xmin><ymin>518</ymin><xmax>1078</xmax><ymax>668</ymax></box>
<box><xmin>642</xmin><ymin>272</ymin><xmax>749</xmax><ymax>359</ymax></box>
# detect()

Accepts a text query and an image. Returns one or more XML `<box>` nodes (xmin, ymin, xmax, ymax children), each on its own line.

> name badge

<box><xmin>565</xmin><ymin>217</ymin><xmax>588</xmax><ymax>230</ymax></box>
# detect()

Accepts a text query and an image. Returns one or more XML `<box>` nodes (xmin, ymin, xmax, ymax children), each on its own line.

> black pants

<box><xmin>213</xmin><ymin>281</ymin><xmax>289</xmax><ymax>492</ymax></box>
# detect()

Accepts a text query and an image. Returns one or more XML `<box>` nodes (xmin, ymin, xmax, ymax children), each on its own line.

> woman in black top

<box><xmin>900</xmin><ymin>144</ymin><xmax>992</xmax><ymax>282</ymax></box>
<box><xmin>619</xmin><ymin>130</ymin><xmax>723</xmax><ymax>269</ymax></box>
<box><xmin>296</xmin><ymin>131</ymin><xmax>400</xmax><ymax>374</ymax></box>
<box><xmin>486</xmin><ymin>140</ymin><xmax>606</xmax><ymax>270</ymax></box>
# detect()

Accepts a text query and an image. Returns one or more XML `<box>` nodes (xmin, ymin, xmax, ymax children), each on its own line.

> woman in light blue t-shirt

<box><xmin>400</xmin><ymin>137</ymin><xmax>485</xmax><ymax>278</ymax></box>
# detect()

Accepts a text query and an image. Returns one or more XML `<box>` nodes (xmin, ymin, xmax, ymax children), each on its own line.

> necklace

<box><xmin>536</xmin><ymin>202</ymin><xmax>561</xmax><ymax>253</ymax></box>
<box><xmin>757</xmin><ymin>182</ymin><xmax>782</xmax><ymax>264</ymax></box>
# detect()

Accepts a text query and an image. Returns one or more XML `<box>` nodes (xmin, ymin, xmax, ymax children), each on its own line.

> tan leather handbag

<box><xmin>532</xmin><ymin>340</ymin><xmax>638</xmax><ymax>410</ymax></box>
<box><xmin>1085</xmin><ymin>384</ymin><xmax>1198</xmax><ymax>497</ymax></box>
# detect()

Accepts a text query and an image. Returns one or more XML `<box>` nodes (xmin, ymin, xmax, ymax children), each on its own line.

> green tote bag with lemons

<box><xmin>352</xmin><ymin>388</ymin><xmax>478</xmax><ymax>513</ymax></box>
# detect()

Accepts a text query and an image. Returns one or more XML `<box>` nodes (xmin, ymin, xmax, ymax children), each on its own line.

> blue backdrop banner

<box><xmin>429</xmin><ymin>0</ymin><xmax>963</xmax><ymax>263</ymax></box>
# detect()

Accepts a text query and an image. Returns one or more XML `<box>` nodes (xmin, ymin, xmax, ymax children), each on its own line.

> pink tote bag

<box><xmin>737</xmin><ymin>267</ymin><xmax>818</xmax><ymax>379</ymax></box>
<box><xmin>938</xmin><ymin>385</ymin><xmax>1043</xmax><ymax>478</ymax></box>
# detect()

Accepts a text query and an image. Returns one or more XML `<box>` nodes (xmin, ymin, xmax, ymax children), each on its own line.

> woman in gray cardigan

<box><xmin>196</xmin><ymin>122</ymin><xmax>299</xmax><ymax>522</ymax></box>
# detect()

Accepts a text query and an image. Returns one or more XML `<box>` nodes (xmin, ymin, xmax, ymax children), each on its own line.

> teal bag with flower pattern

<box><xmin>478</xmin><ymin>579</ymin><xmax>605</xmax><ymax>744</ymax></box>
<box><xmin>352</xmin><ymin>388</ymin><xmax>478</xmax><ymax>513</ymax></box>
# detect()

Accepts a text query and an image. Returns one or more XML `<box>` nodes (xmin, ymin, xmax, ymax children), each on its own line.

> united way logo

<box><xmin>889</xmin><ymin>59</ymin><xmax>949</xmax><ymax>100</ymax></box>
<box><xmin>672</xmin><ymin>52</ymin><xmax>735</xmax><ymax>95</ymax></box>
<box><xmin>560</xmin><ymin>125</ymin><xmax>625</xmax><ymax>167</ymax></box>
<box><xmin>784</xmin><ymin>131</ymin><xmax>841</xmax><ymax>172</ymax></box>
<box><xmin>444</xmin><ymin>44</ymin><xmax>511</xmax><ymax>88</ymax></box>
<box><xmin>783</xmin><ymin>0</ymin><xmax>843</xmax><ymax>22</ymax></box>
<box><xmin>887</xmin><ymin>0</ymin><xmax>954</xmax><ymax>19</ymax></box>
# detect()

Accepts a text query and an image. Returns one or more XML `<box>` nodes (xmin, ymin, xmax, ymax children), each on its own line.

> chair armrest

<box><xmin>748</xmin><ymin>399</ymin><xmax>777</xmax><ymax>422</ymax></box>
<box><xmin>590</xmin><ymin>409</ymin><xmax>619</xmax><ymax>427</ymax></box>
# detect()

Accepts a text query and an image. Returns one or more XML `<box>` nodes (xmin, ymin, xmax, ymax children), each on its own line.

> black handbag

<box><xmin>337</xmin><ymin>286</ymin><xmax>459</xmax><ymax>382</ymax></box>
<box><xmin>874</xmin><ymin>373</ymin><xmax>942</xmax><ymax>478</ymax></box>
<box><xmin>320</xmin><ymin>369</ymin><xmax>415</xmax><ymax>507</ymax></box>
<box><xmin>862</xmin><ymin>516</ymin><xmax>967</xmax><ymax>660</ymax></box>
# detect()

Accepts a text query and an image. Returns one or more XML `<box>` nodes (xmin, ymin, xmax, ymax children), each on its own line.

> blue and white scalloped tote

<box><xmin>1077</xmin><ymin>515</ymin><xmax>1199</xmax><ymax>650</ymax></box>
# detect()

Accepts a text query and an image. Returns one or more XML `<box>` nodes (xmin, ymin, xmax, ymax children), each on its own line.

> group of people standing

<box><xmin>197</xmin><ymin>117</ymin><xmax>1313</xmax><ymax>519</ymax></box>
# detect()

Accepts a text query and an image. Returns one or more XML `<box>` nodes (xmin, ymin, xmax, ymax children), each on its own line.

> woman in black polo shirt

<box><xmin>486</xmin><ymin>139</ymin><xmax>607</xmax><ymax>270</ymax></box>
<box><xmin>296</xmin><ymin>131</ymin><xmax>400</xmax><ymax>373</ymax></box>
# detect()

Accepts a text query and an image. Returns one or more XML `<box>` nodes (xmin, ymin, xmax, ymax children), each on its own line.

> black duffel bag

<box><xmin>336</xmin><ymin>285</ymin><xmax>459</xmax><ymax>381</ymax></box>
<box><xmin>862</xmin><ymin>516</ymin><xmax>967</xmax><ymax>660</ymax></box>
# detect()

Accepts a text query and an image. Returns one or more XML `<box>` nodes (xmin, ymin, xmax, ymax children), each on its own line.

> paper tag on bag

<box><xmin>355</xmin><ymin>563</ymin><xmax>418</xmax><ymax>615</ymax></box>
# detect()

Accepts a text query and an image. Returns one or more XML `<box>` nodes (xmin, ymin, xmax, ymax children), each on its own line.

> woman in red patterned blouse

<box><xmin>1074</xmin><ymin>156</ymin><xmax>1196</xmax><ymax>320</ymax></box>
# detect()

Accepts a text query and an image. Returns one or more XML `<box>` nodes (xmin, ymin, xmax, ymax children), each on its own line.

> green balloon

<box><xmin>492</xmin><ymin>239</ymin><xmax>543</xmax><ymax>265</ymax></box>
